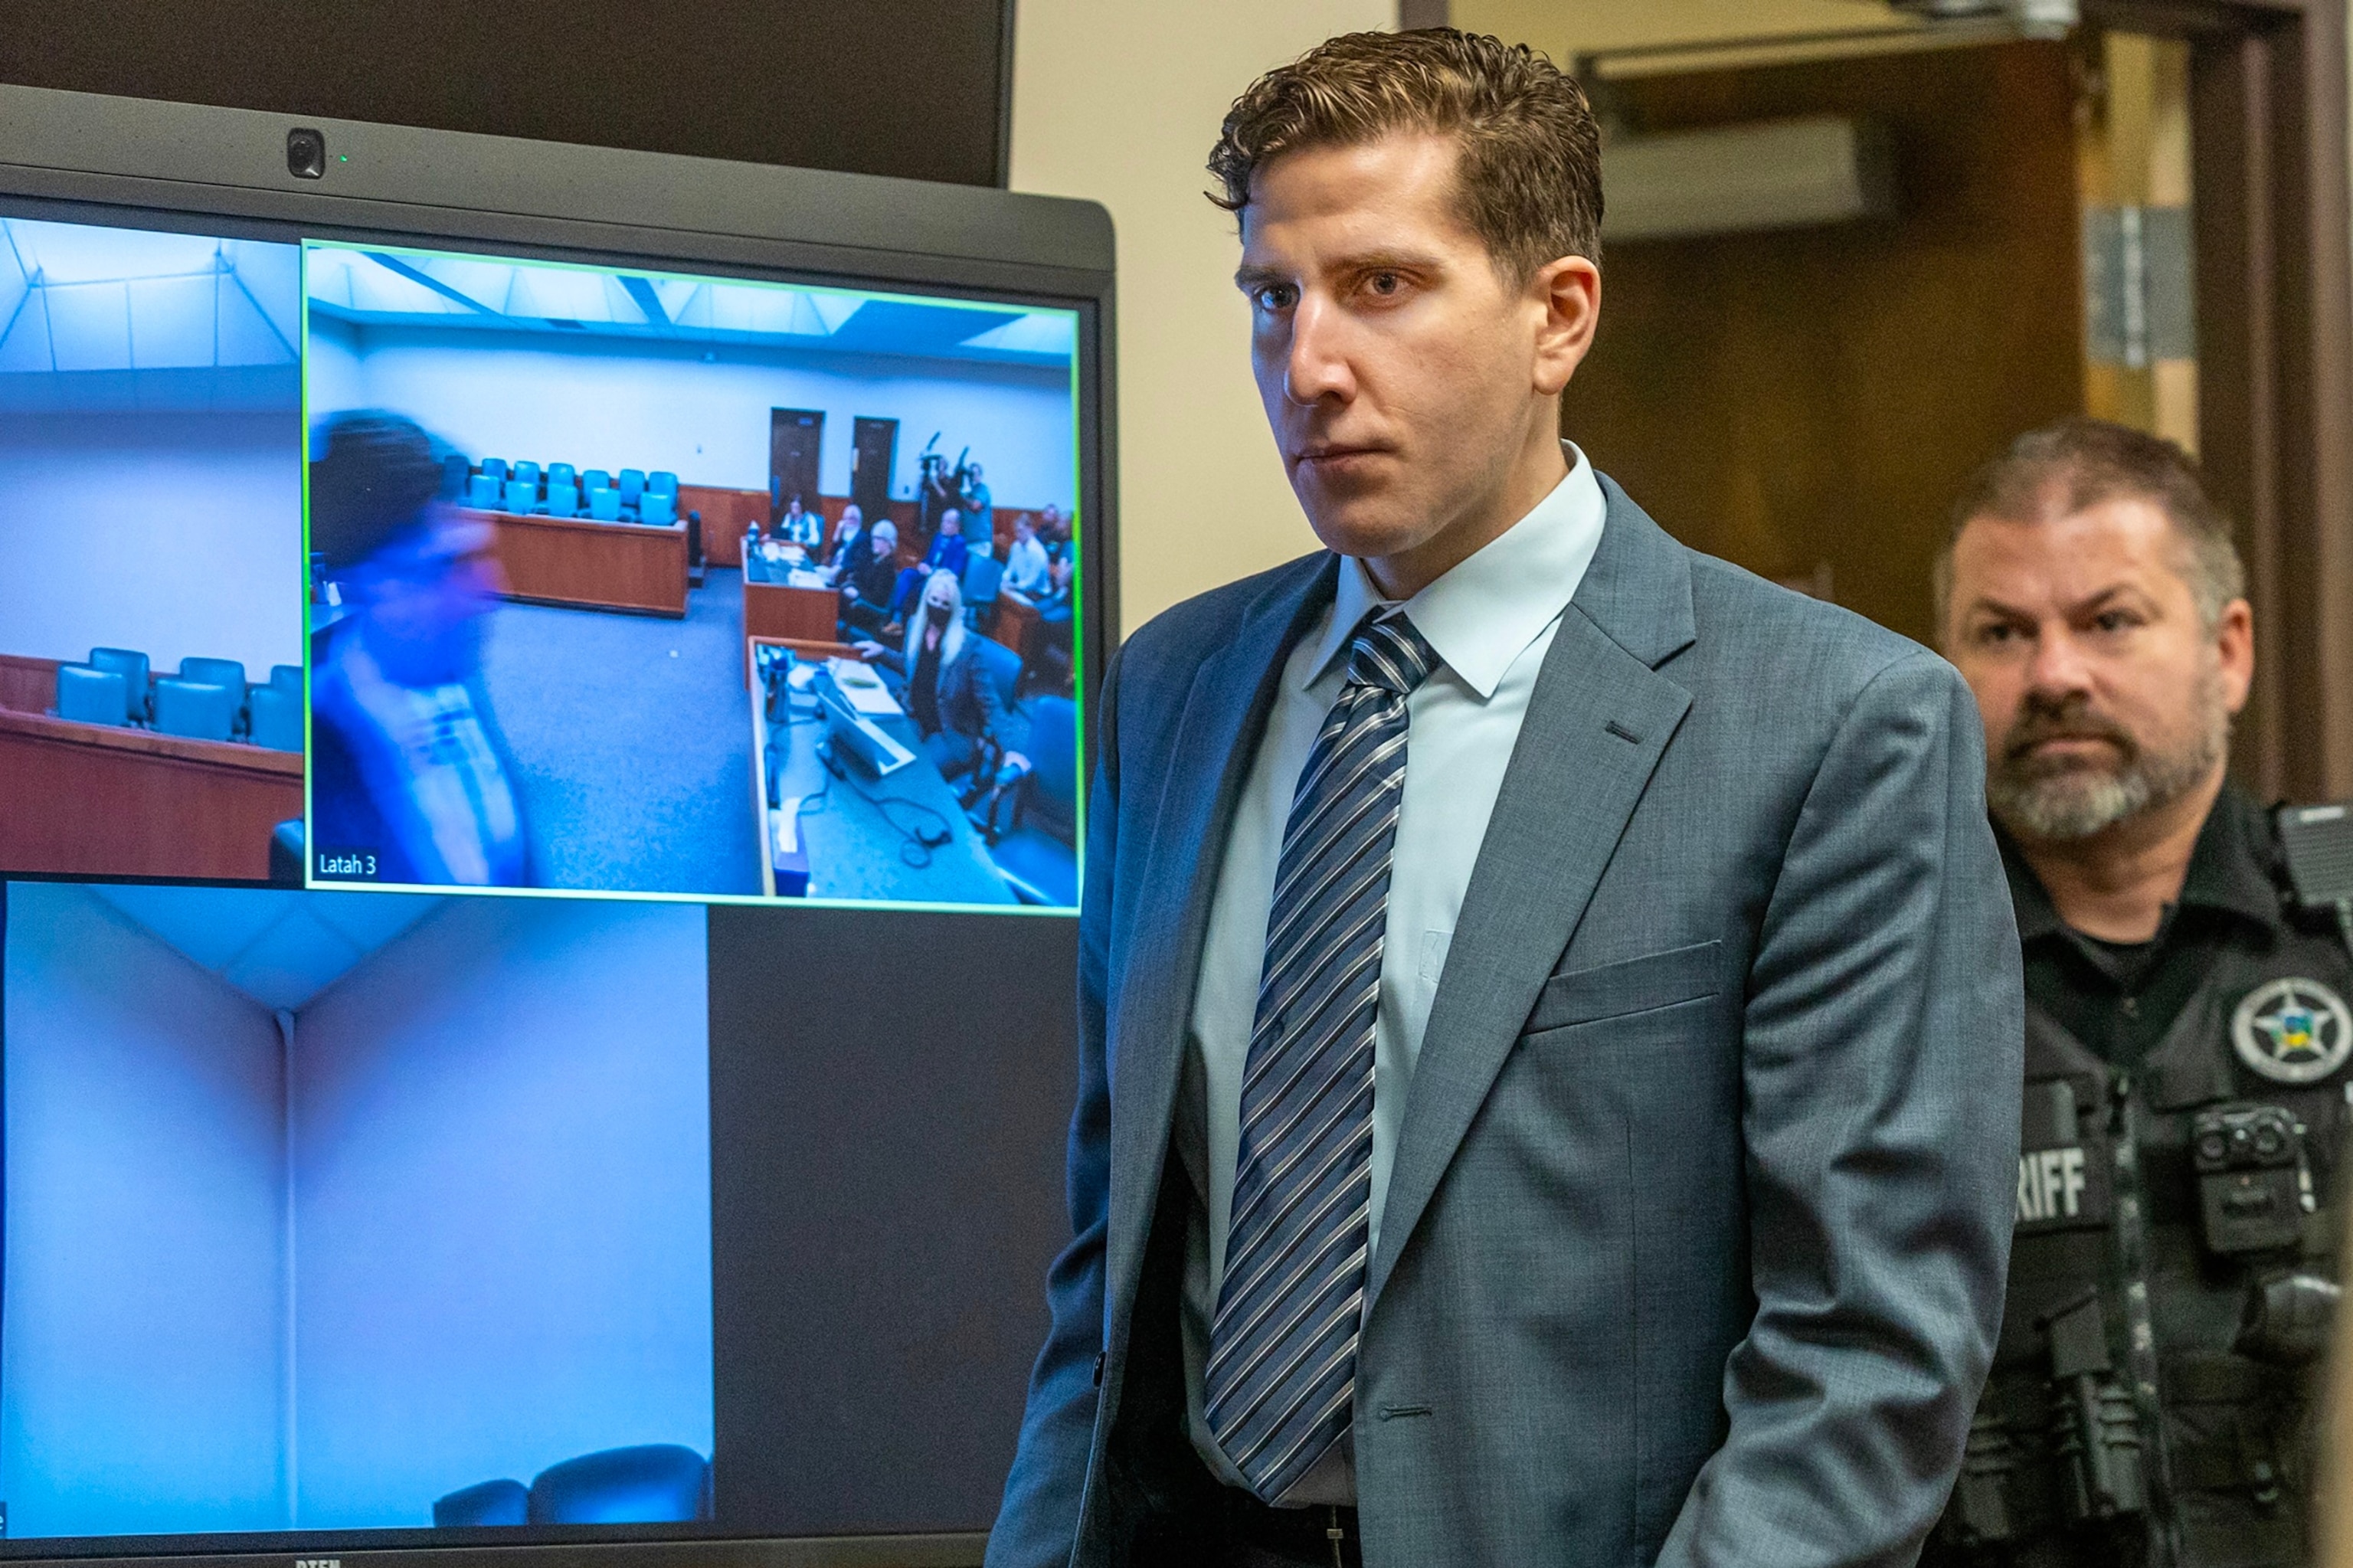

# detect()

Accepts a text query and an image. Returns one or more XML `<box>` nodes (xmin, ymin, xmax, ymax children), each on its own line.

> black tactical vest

<box><xmin>1927</xmin><ymin>905</ymin><xmax>2353</xmax><ymax>1568</ymax></box>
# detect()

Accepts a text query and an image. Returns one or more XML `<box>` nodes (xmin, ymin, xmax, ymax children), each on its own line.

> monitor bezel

<box><xmin>0</xmin><ymin>82</ymin><xmax>1116</xmax><ymax>1566</ymax></box>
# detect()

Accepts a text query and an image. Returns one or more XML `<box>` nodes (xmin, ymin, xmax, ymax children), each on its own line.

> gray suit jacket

<box><xmin>990</xmin><ymin>479</ymin><xmax>2023</xmax><ymax>1567</ymax></box>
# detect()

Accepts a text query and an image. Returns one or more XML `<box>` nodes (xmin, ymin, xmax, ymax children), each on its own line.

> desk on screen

<box><xmin>741</xmin><ymin>548</ymin><xmax>841</xmax><ymax>681</ymax></box>
<box><xmin>464</xmin><ymin>506</ymin><xmax>689</xmax><ymax>617</ymax></box>
<box><xmin>746</xmin><ymin>636</ymin><xmax>1013</xmax><ymax>908</ymax></box>
<box><xmin>0</xmin><ymin>656</ymin><xmax>302</xmax><ymax>882</ymax></box>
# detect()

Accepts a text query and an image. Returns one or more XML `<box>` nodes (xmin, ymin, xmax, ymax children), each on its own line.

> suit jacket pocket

<box><xmin>1522</xmin><ymin>938</ymin><xmax>1725</xmax><ymax>1035</ymax></box>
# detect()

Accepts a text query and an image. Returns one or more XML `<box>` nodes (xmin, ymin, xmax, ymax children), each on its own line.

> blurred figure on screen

<box><xmin>309</xmin><ymin>412</ymin><xmax>532</xmax><ymax>888</ymax></box>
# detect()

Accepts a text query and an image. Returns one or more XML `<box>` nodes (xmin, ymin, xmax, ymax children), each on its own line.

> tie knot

<box><xmin>1345</xmin><ymin>613</ymin><xmax>1440</xmax><ymax>697</ymax></box>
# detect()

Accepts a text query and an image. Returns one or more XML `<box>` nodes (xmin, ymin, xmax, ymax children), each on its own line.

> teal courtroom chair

<box><xmin>618</xmin><ymin>469</ymin><xmax>646</xmax><ymax>507</ymax></box>
<box><xmin>582</xmin><ymin>468</ymin><xmax>612</xmax><ymax>494</ymax></box>
<box><xmin>479</xmin><ymin>457</ymin><xmax>509</xmax><ymax>483</ymax></box>
<box><xmin>87</xmin><ymin>647</ymin><xmax>150</xmax><ymax>722</ymax></box>
<box><xmin>506</xmin><ymin>480</ymin><xmax>536</xmax><ymax>514</ymax></box>
<box><xmin>54</xmin><ymin>664</ymin><xmax>129</xmax><ymax>727</ymax></box>
<box><xmin>247</xmin><ymin>685</ymin><xmax>304</xmax><ymax>751</ymax></box>
<box><xmin>152</xmin><ymin>678</ymin><xmax>238</xmax><ymax>741</ymax></box>
<box><xmin>546</xmin><ymin>480</ymin><xmax>581</xmax><ymax>516</ymax></box>
<box><xmin>648</xmin><ymin>470</ymin><xmax>678</xmax><ymax>496</ymax></box>
<box><xmin>468</xmin><ymin>473</ymin><xmax>501</xmax><ymax>509</ymax></box>
<box><xmin>639</xmin><ymin>489</ymin><xmax>676</xmax><ymax>525</ymax></box>
<box><xmin>181</xmin><ymin>656</ymin><xmax>247</xmax><ymax>692</ymax></box>
<box><xmin>512</xmin><ymin>460</ymin><xmax>542</xmax><ymax>495</ymax></box>
<box><xmin>987</xmin><ymin>695</ymin><xmax>1079</xmax><ymax>905</ymax></box>
<box><xmin>270</xmin><ymin>664</ymin><xmax>303</xmax><ymax>695</ymax></box>
<box><xmin>548</xmin><ymin>462</ymin><xmax>577</xmax><ymax>489</ymax></box>
<box><xmin>587</xmin><ymin>485</ymin><xmax>623</xmax><ymax>522</ymax></box>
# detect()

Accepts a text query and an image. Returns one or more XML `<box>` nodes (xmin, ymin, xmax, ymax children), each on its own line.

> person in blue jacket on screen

<box><xmin>308</xmin><ymin>411</ymin><xmax>534</xmax><ymax>888</ymax></box>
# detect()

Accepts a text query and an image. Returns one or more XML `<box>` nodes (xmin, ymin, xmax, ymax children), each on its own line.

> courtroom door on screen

<box><xmin>771</xmin><ymin>408</ymin><xmax>824</xmax><ymax>528</ymax></box>
<box><xmin>850</xmin><ymin>416</ymin><xmax>898</xmax><ymax>525</ymax></box>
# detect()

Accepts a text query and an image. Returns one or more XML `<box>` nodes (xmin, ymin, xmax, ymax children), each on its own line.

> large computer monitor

<box><xmin>0</xmin><ymin>83</ymin><xmax>1111</xmax><ymax>1566</ymax></box>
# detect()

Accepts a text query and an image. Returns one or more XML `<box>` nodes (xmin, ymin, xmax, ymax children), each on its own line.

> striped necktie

<box><xmin>1206</xmin><ymin>610</ymin><xmax>1442</xmax><ymax>1502</ymax></box>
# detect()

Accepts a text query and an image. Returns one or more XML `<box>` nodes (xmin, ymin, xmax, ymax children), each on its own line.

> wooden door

<box><xmin>849</xmin><ymin>416</ymin><xmax>898</xmax><ymax>527</ymax></box>
<box><xmin>771</xmin><ymin>407</ymin><xmax>824</xmax><ymax>528</ymax></box>
<box><xmin>1565</xmin><ymin>41</ymin><xmax>2083</xmax><ymax>650</ymax></box>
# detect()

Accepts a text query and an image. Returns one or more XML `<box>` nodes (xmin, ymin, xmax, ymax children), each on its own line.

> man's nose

<box><xmin>1283</xmin><ymin>296</ymin><xmax>1353</xmax><ymax>406</ymax></box>
<box><xmin>2024</xmin><ymin>623</ymin><xmax>2096</xmax><ymax>697</ymax></box>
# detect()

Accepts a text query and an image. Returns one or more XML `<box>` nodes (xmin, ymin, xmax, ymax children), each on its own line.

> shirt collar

<box><xmin>2000</xmin><ymin>782</ymin><xmax>2283</xmax><ymax>945</ymax></box>
<box><xmin>1298</xmin><ymin>443</ymin><xmax>1608</xmax><ymax>699</ymax></box>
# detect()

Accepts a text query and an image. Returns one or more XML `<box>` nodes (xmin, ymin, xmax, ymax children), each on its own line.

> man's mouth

<box><xmin>1292</xmin><ymin>444</ymin><xmax>1386</xmax><ymax>472</ymax></box>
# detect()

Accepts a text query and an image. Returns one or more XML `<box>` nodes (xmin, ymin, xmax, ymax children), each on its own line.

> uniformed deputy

<box><xmin>1929</xmin><ymin>417</ymin><xmax>2353</xmax><ymax>1568</ymax></box>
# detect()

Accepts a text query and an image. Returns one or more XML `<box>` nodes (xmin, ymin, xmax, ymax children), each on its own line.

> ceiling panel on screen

<box><xmin>0</xmin><ymin>220</ymin><xmax>299</xmax><ymax>381</ymax></box>
<box><xmin>126</xmin><ymin>273</ymin><xmax>215</xmax><ymax>368</ymax></box>
<box><xmin>306</xmin><ymin>250</ymin><xmax>1072</xmax><ymax>369</ymax></box>
<box><xmin>41</xmin><ymin>281</ymin><xmax>130</xmax><ymax>372</ymax></box>
<box><xmin>89</xmin><ymin>885</ymin><xmax>447</xmax><ymax>1013</ymax></box>
<box><xmin>223</xmin><ymin>239</ymin><xmax>300</xmax><ymax>347</ymax></box>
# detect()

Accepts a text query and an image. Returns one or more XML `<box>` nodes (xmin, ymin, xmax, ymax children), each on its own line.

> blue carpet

<box><xmin>477</xmin><ymin>569</ymin><xmax>760</xmax><ymax>896</ymax></box>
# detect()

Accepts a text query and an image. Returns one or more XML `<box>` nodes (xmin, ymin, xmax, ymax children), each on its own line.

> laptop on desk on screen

<box><xmin>817</xmin><ymin>663</ymin><xmax>915</xmax><ymax>778</ymax></box>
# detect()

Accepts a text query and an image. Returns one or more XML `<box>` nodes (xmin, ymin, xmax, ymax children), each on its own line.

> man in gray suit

<box><xmin>990</xmin><ymin>29</ymin><xmax>2022</xmax><ymax>1568</ymax></box>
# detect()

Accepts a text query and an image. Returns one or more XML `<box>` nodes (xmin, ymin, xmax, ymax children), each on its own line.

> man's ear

<box><xmin>1530</xmin><ymin>254</ymin><xmax>1600</xmax><ymax>397</ymax></box>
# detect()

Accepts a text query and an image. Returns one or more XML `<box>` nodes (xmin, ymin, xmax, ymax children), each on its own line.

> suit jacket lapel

<box><xmin>1367</xmin><ymin>481</ymin><xmax>1699</xmax><ymax>1310</ymax></box>
<box><xmin>1102</xmin><ymin>555</ymin><xmax>1340</xmax><ymax>1332</ymax></box>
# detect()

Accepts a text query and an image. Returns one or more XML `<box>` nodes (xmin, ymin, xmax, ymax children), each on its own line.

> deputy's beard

<box><xmin>1988</xmin><ymin>663</ymin><xmax>2227</xmax><ymax>842</ymax></box>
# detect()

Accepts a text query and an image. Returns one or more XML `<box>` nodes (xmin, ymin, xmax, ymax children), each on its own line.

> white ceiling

<box><xmin>0</xmin><ymin>218</ymin><xmax>299</xmax><ymax>375</ymax></box>
<box><xmin>88</xmin><ymin>885</ymin><xmax>445</xmax><ymax>1013</ymax></box>
<box><xmin>303</xmin><ymin>245</ymin><xmax>1077</xmax><ymax>368</ymax></box>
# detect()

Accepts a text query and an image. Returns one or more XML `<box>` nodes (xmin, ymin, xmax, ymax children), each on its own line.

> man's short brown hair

<box><xmin>1206</xmin><ymin>28</ymin><xmax>1604</xmax><ymax>279</ymax></box>
<box><xmin>1934</xmin><ymin>417</ymin><xmax>2247</xmax><ymax>635</ymax></box>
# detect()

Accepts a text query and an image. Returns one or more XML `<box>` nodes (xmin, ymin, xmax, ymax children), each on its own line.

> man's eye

<box><xmin>1975</xmin><ymin>624</ymin><xmax>2020</xmax><ymax>646</ymax></box>
<box><xmin>1367</xmin><ymin>272</ymin><xmax>1402</xmax><ymax>296</ymax></box>
<box><xmin>1253</xmin><ymin>285</ymin><xmax>1295</xmax><ymax>312</ymax></box>
<box><xmin>2092</xmin><ymin>611</ymin><xmax>2138</xmax><ymax>633</ymax></box>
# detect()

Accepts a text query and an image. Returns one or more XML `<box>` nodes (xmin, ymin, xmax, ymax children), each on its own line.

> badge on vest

<box><xmin>2231</xmin><ymin>977</ymin><xmax>2353</xmax><ymax>1085</ymax></box>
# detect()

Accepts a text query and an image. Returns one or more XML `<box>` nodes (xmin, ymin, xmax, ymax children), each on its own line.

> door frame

<box><xmin>2088</xmin><ymin>0</ymin><xmax>2353</xmax><ymax>800</ymax></box>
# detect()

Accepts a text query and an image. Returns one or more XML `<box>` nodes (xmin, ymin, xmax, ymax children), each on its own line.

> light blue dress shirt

<box><xmin>1174</xmin><ymin>447</ymin><xmax>1608</xmax><ymax>1504</ymax></box>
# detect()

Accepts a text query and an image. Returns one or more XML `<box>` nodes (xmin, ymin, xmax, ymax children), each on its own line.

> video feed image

<box><xmin>0</xmin><ymin>216</ymin><xmax>305</xmax><ymax>885</ymax></box>
<box><xmin>0</xmin><ymin>882</ymin><xmax>715</xmax><ymax>1539</ymax></box>
<box><xmin>302</xmin><ymin>242</ymin><xmax>1082</xmax><ymax>910</ymax></box>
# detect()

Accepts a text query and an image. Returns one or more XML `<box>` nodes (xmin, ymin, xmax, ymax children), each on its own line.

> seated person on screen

<box><xmin>1002</xmin><ymin>514</ymin><xmax>1052</xmax><ymax>601</ymax></box>
<box><xmin>820</xmin><ymin>502</ymin><xmax>866</xmax><ymax>575</ymax></box>
<box><xmin>779</xmin><ymin>494</ymin><xmax>823</xmax><ymax>548</ymax></box>
<box><xmin>838</xmin><ymin>517</ymin><xmax>901</xmax><ymax>637</ymax></box>
<box><xmin>309</xmin><ymin>413</ymin><xmax>532</xmax><ymax>888</ymax></box>
<box><xmin>1036</xmin><ymin>502</ymin><xmax>1072</xmax><ymax>562</ymax></box>
<box><xmin>854</xmin><ymin>571</ymin><xmax>1026</xmax><ymax>799</ymax></box>
<box><xmin>885</xmin><ymin>508</ymin><xmax>970</xmax><ymax>621</ymax></box>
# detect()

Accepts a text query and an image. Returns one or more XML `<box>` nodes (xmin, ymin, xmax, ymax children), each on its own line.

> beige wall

<box><xmin>1007</xmin><ymin>0</ymin><xmax>1392</xmax><ymax>634</ymax></box>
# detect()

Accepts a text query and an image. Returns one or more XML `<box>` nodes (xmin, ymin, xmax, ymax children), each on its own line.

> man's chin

<box><xmin>1295</xmin><ymin>498</ymin><xmax>1439</xmax><ymax>565</ymax></box>
<box><xmin>1990</xmin><ymin>768</ymin><xmax>2144</xmax><ymax>843</ymax></box>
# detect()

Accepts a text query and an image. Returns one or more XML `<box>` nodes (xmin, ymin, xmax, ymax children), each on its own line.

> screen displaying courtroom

<box><xmin>0</xmin><ymin>215</ymin><xmax>306</xmax><ymax>885</ymax></box>
<box><xmin>301</xmin><ymin>243</ymin><xmax>1083</xmax><ymax>911</ymax></box>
